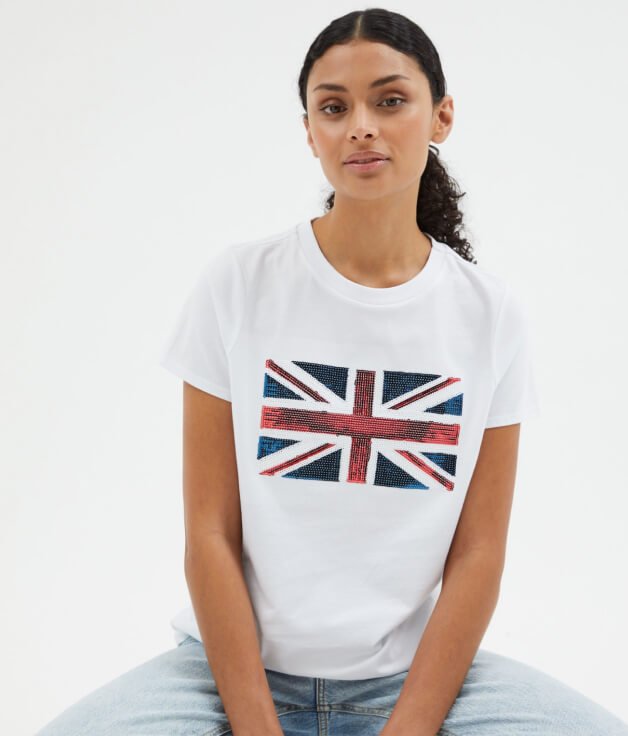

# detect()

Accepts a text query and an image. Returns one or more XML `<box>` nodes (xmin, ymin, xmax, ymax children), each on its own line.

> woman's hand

<box><xmin>379</xmin><ymin>724</ymin><xmax>435</xmax><ymax>736</ymax></box>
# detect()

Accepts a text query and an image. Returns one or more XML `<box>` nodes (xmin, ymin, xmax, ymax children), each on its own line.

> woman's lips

<box><xmin>344</xmin><ymin>158</ymin><xmax>389</xmax><ymax>172</ymax></box>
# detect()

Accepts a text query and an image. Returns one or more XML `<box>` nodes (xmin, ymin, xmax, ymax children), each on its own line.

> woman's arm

<box><xmin>381</xmin><ymin>423</ymin><xmax>522</xmax><ymax>736</ymax></box>
<box><xmin>183</xmin><ymin>382</ymin><xmax>283</xmax><ymax>736</ymax></box>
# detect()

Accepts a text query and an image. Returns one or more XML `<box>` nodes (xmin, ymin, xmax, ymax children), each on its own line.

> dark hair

<box><xmin>297</xmin><ymin>7</ymin><xmax>477</xmax><ymax>264</ymax></box>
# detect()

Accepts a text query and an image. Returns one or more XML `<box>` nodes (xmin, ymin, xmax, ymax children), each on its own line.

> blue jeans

<box><xmin>36</xmin><ymin>635</ymin><xmax>628</xmax><ymax>735</ymax></box>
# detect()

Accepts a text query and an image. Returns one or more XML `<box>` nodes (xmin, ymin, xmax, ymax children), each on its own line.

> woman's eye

<box><xmin>320</xmin><ymin>103</ymin><xmax>344</xmax><ymax>114</ymax></box>
<box><xmin>320</xmin><ymin>97</ymin><xmax>406</xmax><ymax>115</ymax></box>
<box><xmin>381</xmin><ymin>96</ymin><xmax>406</xmax><ymax>107</ymax></box>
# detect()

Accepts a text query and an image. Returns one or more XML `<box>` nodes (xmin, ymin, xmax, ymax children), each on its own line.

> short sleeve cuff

<box><xmin>159</xmin><ymin>354</ymin><xmax>231</xmax><ymax>401</ymax></box>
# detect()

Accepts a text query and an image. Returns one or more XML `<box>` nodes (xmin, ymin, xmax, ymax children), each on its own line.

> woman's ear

<box><xmin>303</xmin><ymin>114</ymin><xmax>319</xmax><ymax>158</ymax></box>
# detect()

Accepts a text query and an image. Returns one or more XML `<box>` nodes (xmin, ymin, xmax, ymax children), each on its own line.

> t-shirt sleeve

<box><xmin>485</xmin><ymin>284</ymin><xmax>541</xmax><ymax>428</ymax></box>
<box><xmin>158</xmin><ymin>245</ymin><xmax>244</xmax><ymax>401</ymax></box>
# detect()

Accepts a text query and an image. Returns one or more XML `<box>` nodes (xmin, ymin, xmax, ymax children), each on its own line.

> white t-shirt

<box><xmin>159</xmin><ymin>217</ymin><xmax>541</xmax><ymax>679</ymax></box>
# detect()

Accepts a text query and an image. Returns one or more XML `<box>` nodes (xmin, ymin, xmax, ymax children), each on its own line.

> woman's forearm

<box><xmin>185</xmin><ymin>535</ymin><xmax>284</xmax><ymax>736</ymax></box>
<box><xmin>382</xmin><ymin>550</ymin><xmax>502</xmax><ymax>736</ymax></box>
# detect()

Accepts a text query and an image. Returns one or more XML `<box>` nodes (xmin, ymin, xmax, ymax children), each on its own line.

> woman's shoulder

<box><xmin>207</xmin><ymin>222</ymin><xmax>299</xmax><ymax>277</ymax></box>
<box><xmin>433</xmin><ymin>237</ymin><xmax>512</xmax><ymax>303</ymax></box>
<box><xmin>231</xmin><ymin>222</ymin><xmax>297</xmax><ymax>257</ymax></box>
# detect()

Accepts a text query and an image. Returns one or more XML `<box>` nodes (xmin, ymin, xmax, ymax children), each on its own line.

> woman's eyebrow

<box><xmin>312</xmin><ymin>74</ymin><xmax>411</xmax><ymax>93</ymax></box>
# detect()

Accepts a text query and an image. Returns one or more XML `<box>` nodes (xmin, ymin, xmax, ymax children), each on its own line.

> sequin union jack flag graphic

<box><xmin>257</xmin><ymin>359</ymin><xmax>463</xmax><ymax>491</ymax></box>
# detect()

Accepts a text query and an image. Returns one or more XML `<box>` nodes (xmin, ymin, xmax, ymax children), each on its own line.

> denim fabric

<box><xmin>36</xmin><ymin>635</ymin><xmax>628</xmax><ymax>735</ymax></box>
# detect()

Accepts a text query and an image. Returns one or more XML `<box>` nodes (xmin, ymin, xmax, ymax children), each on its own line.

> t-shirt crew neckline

<box><xmin>296</xmin><ymin>218</ymin><xmax>446</xmax><ymax>306</ymax></box>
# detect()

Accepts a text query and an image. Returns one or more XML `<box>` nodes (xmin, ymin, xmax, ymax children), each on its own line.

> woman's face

<box><xmin>304</xmin><ymin>39</ymin><xmax>453</xmax><ymax>203</ymax></box>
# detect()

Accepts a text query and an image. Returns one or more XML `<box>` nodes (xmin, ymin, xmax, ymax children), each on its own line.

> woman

<box><xmin>37</xmin><ymin>8</ymin><xmax>628</xmax><ymax>736</ymax></box>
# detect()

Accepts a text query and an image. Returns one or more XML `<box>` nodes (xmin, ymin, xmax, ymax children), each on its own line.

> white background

<box><xmin>2</xmin><ymin>1</ymin><xmax>627</xmax><ymax>734</ymax></box>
